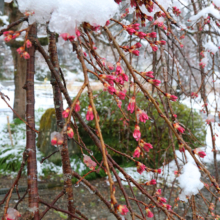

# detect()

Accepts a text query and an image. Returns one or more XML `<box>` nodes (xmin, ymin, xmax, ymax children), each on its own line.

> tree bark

<box><xmin>11</xmin><ymin>47</ymin><xmax>26</xmax><ymax>119</ymax></box>
<box><xmin>5</xmin><ymin>3</ymin><xmax>27</xmax><ymax>119</ymax></box>
<box><xmin>48</xmin><ymin>31</ymin><xmax>75</xmax><ymax>219</ymax></box>
<box><xmin>25</xmin><ymin>24</ymin><xmax>40</xmax><ymax>220</ymax></box>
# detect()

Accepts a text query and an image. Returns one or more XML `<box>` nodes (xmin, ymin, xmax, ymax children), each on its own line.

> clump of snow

<box><xmin>17</xmin><ymin>0</ymin><xmax>59</xmax><ymax>24</ymax></box>
<box><xmin>190</xmin><ymin>4</ymin><xmax>220</xmax><ymax>21</ymax></box>
<box><xmin>204</xmin><ymin>41</ymin><xmax>218</xmax><ymax>54</ymax></box>
<box><xmin>49</xmin><ymin>0</ymin><xmax>118</xmax><ymax>35</ymax></box>
<box><xmin>178</xmin><ymin>162</ymin><xmax>203</xmax><ymax>202</ymax></box>
<box><xmin>17</xmin><ymin>0</ymin><xmax>119</xmax><ymax>35</ymax></box>
<box><xmin>4</xmin><ymin>0</ymin><xmax>13</xmax><ymax>3</ymax></box>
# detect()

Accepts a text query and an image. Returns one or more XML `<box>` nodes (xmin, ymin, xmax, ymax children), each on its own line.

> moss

<box><xmin>39</xmin><ymin>108</ymin><xmax>56</xmax><ymax>131</ymax></box>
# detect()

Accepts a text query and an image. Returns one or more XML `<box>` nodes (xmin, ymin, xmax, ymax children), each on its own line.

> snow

<box><xmin>178</xmin><ymin>162</ymin><xmax>203</xmax><ymax>202</ymax></box>
<box><xmin>213</xmin><ymin>0</ymin><xmax>220</xmax><ymax>7</ymax></box>
<box><xmin>190</xmin><ymin>4</ymin><xmax>220</xmax><ymax>21</ymax></box>
<box><xmin>204</xmin><ymin>41</ymin><xmax>218</xmax><ymax>54</ymax></box>
<box><xmin>17</xmin><ymin>0</ymin><xmax>119</xmax><ymax>36</ymax></box>
<box><xmin>4</xmin><ymin>0</ymin><xmax>13</xmax><ymax>2</ymax></box>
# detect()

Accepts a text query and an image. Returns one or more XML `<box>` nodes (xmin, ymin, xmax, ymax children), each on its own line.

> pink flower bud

<box><xmin>105</xmin><ymin>20</ymin><xmax>110</xmax><ymax>26</ymax></box>
<box><xmin>148</xmin><ymin>79</ymin><xmax>161</xmax><ymax>86</ymax></box>
<box><xmin>133</xmin><ymin>125</ymin><xmax>141</xmax><ymax>141</ymax></box>
<box><xmin>86</xmin><ymin>105</ymin><xmax>94</xmax><ymax>121</ymax></box>
<box><xmin>22</xmin><ymin>52</ymin><xmax>30</xmax><ymax>59</ymax></box>
<box><xmin>137</xmin><ymin>108</ymin><xmax>149</xmax><ymax>123</ymax></box>
<box><xmin>173</xmin><ymin>123</ymin><xmax>185</xmax><ymax>133</ymax></box>
<box><xmin>132</xmin><ymin>50</ymin><xmax>140</xmax><ymax>56</ymax></box>
<box><xmin>51</xmin><ymin>132</ymin><xmax>63</xmax><ymax>146</ymax></box>
<box><xmin>67</xmin><ymin>127</ymin><xmax>74</xmax><ymax>138</ymax></box>
<box><xmin>26</xmin><ymin>39</ymin><xmax>32</xmax><ymax>48</ymax></box>
<box><xmin>165</xmin><ymin>93</ymin><xmax>178</xmax><ymax>101</ymax></box>
<box><xmin>116</xmin><ymin>204</ymin><xmax>129</xmax><ymax>215</ymax></box>
<box><xmin>136</xmin><ymin>162</ymin><xmax>145</xmax><ymax>174</ymax></box>
<box><xmin>76</xmin><ymin>29</ymin><xmax>81</xmax><ymax>37</ymax></box>
<box><xmin>193</xmin><ymin>148</ymin><xmax>206</xmax><ymax>158</ymax></box>
<box><xmin>127</xmin><ymin>96</ymin><xmax>136</xmax><ymax>113</ymax></box>
<box><xmin>74</xmin><ymin>100</ymin><xmax>80</xmax><ymax>112</ymax></box>
<box><xmin>16</xmin><ymin>46</ymin><xmax>25</xmax><ymax>54</ymax></box>
<box><xmin>149</xmin><ymin>32</ymin><xmax>157</xmax><ymax>38</ymax></box>
<box><xmin>83</xmin><ymin>154</ymin><xmax>97</xmax><ymax>170</ymax></box>
<box><xmin>62</xmin><ymin>108</ymin><xmax>70</xmax><ymax>118</ymax></box>
<box><xmin>145</xmin><ymin>207</ymin><xmax>154</xmax><ymax>218</ymax></box>
<box><xmin>133</xmin><ymin>147</ymin><xmax>141</xmax><ymax>158</ymax></box>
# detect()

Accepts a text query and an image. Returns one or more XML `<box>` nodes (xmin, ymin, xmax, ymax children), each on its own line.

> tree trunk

<box><xmin>5</xmin><ymin>3</ymin><xmax>26</xmax><ymax>119</ymax></box>
<box><xmin>25</xmin><ymin>24</ymin><xmax>40</xmax><ymax>220</ymax></box>
<box><xmin>11</xmin><ymin>47</ymin><xmax>26</xmax><ymax>119</ymax></box>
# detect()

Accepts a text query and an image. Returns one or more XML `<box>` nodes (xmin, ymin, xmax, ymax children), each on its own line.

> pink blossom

<box><xmin>179</xmin><ymin>143</ymin><xmax>185</xmax><ymax>152</ymax></box>
<box><xmin>135</xmin><ymin>31</ymin><xmax>147</xmax><ymax>39</ymax></box>
<box><xmin>115</xmin><ymin>63</ymin><xmax>123</xmax><ymax>75</ymax></box>
<box><xmin>4</xmin><ymin>35</ymin><xmax>13</xmax><ymax>42</ymax></box>
<box><xmin>143</xmin><ymin>143</ymin><xmax>153</xmax><ymax>152</ymax></box>
<box><xmin>74</xmin><ymin>100</ymin><xmax>80</xmax><ymax>112</ymax></box>
<box><xmin>133</xmin><ymin>147</ymin><xmax>141</xmax><ymax>158</ymax></box>
<box><xmin>86</xmin><ymin>105</ymin><xmax>94</xmax><ymax>121</ymax></box>
<box><xmin>160</xmin><ymin>40</ymin><xmax>166</xmax><ymax>45</ymax></box>
<box><xmin>126</xmin><ymin>27</ymin><xmax>136</xmax><ymax>35</ymax></box>
<box><xmin>193</xmin><ymin>148</ymin><xmax>206</xmax><ymax>158</ymax></box>
<box><xmin>136</xmin><ymin>162</ymin><xmax>145</xmax><ymax>174</ymax></box>
<box><xmin>83</xmin><ymin>154</ymin><xmax>97</xmax><ymax>170</ymax></box>
<box><xmin>62</xmin><ymin>108</ymin><xmax>70</xmax><ymax>118</ymax></box>
<box><xmin>165</xmin><ymin>93</ymin><xmax>178</xmax><ymax>101</ymax></box>
<box><xmin>133</xmin><ymin>125</ymin><xmax>141</xmax><ymax>141</ymax></box>
<box><xmin>60</xmin><ymin>33</ymin><xmax>69</xmax><ymax>41</ymax></box>
<box><xmin>115</xmin><ymin>75</ymin><xmax>124</xmax><ymax>85</ymax></box>
<box><xmin>3</xmin><ymin>31</ymin><xmax>13</xmax><ymax>36</ymax></box>
<box><xmin>76</xmin><ymin>29</ymin><xmax>81</xmax><ymax>37</ymax></box>
<box><xmin>135</xmin><ymin>42</ymin><xmax>142</xmax><ymax>48</ymax></box>
<box><xmin>137</xmin><ymin>108</ymin><xmax>149</xmax><ymax>123</ymax></box>
<box><xmin>116</xmin><ymin>90</ymin><xmax>126</xmax><ymax>100</ymax></box>
<box><xmin>127</xmin><ymin>96</ymin><xmax>136</xmax><ymax>113</ymax></box>
<box><xmin>148</xmin><ymin>79</ymin><xmax>161</xmax><ymax>86</ymax></box>
<box><xmin>117</xmin><ymin>204</ymin><xmax>129</xmax><ymax>215</ymax></box>
<box><xmin>105</xmin><ymin>20</ymin><xmax>110</xmax><ymax>26</ymax></box>
<box><xmin>162</xmin><ymin>204</ymin><xmax>172</xmax><ymax>210</ymax></box>
<box><xmin>157</xmin><ymin>197</ymin><xmax>167</xmax><ymax>203</ymax></box>
<box><xmin>16</xmin><ymin>46</ymin><xmax>25</xmax><ymax>55</ymax></box>
<box><xmin>26</xmin><ymin>39</ymin><xmax>32</xmax><ymax>48</ymax></box>
<box><xmin>132</xmin><ymin>23</ymin><xmax>140</xmax><ymax>30</ymax></box>
<box><xmin>191</xmin><ymin>92</ymin><xmax>198</xmax><ymax>98</ymax></box>
<box><xmin>22</xmin><ymin>52</ymin><xmax>30</xmax><ymax>59</ymax></box>
<box><xmin>151</xmin><ymin>45</ymin><xmax>158</xmax><ymax>52</ymax></box>
<box><xmin>173</xmin><ymin>123</ymin><xmax>185</xmax><ymax>133</ymax></box>
<box><xmin>107</xmin><ymin>85</ymin><xmax>116</xmax><ymax>95</ymax></box>
<box><xmin>67</xmin><ymin>127</ymin><xmax>74</xmax><ymax>138</ymax></box>
<box><xmin>121</xmin><ymin>73</ymin><xmax>128</xmax><ymax>82</ymax></box>
<box><xmin>145</xmin><ymin>208</ymin><xmax>154</xmax><ymax>218</ymax></box>
<box><xmin>132</xmin><ymin>50</ymin><xmax>139</xmax><ymax>56</ymax></box>
<box><xmin>149</xmin><ymin>32</ymin><xmax>157</xmax><ymax>38</ymax></box>
<box><xmin>51</xmin><ymin>132</ymin><xmax>63</xmax><ymax>146</ymax></box>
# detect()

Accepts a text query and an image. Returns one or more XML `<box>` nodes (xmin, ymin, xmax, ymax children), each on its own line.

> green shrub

<box><xmin>76</xmin><ymin>91</ymin><xmax>206</xmax><ymax>168</ymax></box>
